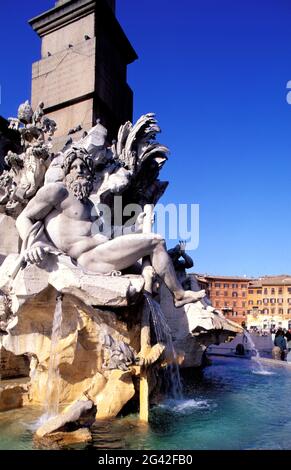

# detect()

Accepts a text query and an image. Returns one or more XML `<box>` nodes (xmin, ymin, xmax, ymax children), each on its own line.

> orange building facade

<box><xmin>196</xmin><ymin>274</ymin><xmax>291</xmax><ymax>329</ymax></box>
<box><xmin>200</xmin><ymin>275</ymin><xmax>251</xmax><ymax>325</ymax></box>
<box><xmin>247</xmin><ymin>276</ymin><xmax>291</xmax><ymax>330</ymax></box>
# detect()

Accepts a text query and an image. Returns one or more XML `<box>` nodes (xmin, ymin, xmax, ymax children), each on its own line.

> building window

<box><xmin>242</xmin><ymin>292</ymin><xmax>246</xmax><ymax>297</ymax></box>
<box><xmin>216</xmin><ymin>291</ymin><xmax>220</xmax><ymax>296</ymax></box>
<box><xmin>241</xmin><ymin>284</ymin><xmax>245</xmax><ymax>289</ymax></box>
<box><xmin>271</xmin><ymin>288</ymin><xmax>275</xmax><ymax>295</ymax></box>
<box><xmin>232</xmin><ymin>283</ymin><xmax>238</xmax><ymax>289</ymax></box>
<box><xmin>264</xmin><ymin>288</ymin><xmax>268</xmax><ymax>295</ymax></box>
<box><xmin>257</xmin><ymin>290</ymin><xmax>262</xmax><ymax>295</ymax></box>
<box><xmin>232</xmin><ymin>292</ymin><xmax>238</xmax><ymax>297</ymax></box>
<box><xmin>263</xmin><ymin>299</ymin><xmax>268</xmax><ymax>304</ymax></box>
<box><xmin>278</xmin><ymin>288</ymin><xmax>283</xmax><ymax>295</ymax></box>
<box><xmin>249</xmin><ymin>289</ymin><xmax>253</xmax><ymax>294</ymax></box>
<box><xmin>224</xmin><ymin>283</ymin><xmax>228</xmax><ymax>288</ymax></box>
<box><xmin>270</xmin><ymin>298</ymin><xmax>276</xmax><ymax>304</ymax></box>
<box><xmin>257</xmin><ymin>300</ymin><xmax>262</xmax><ymax>305</ymax></box>
<box><xmin>263</xmin><ymin>309</ymin><xmax>269</xmax><ymax>314</ymax></box>
<box><xmin>288</xmin><ymin>298</ymin><xmax>291</xmax><ymax>304</ymax></box>
<box><xmin>279</xmin><ymin>308</ymin><xmax>283</xmax><ymax>314</ymax></box>
<box><xmin>271</xmin><ymin>308</ymin><xmax>275</xmax><ymax>314</ymax></box>
<box><xmin>215</xmin><ymin>283</ymin><xmax>221</xmax><ymax>288</ymax></box>
<box><xmin>288</xmin><ymin>309</ymin><xmax>291</xmax><ymax>314</ymax></box>
<box><xmin>242</xmin><ymin>302</ymin><xmax>246</xmax><ymax>307</ymax></box>
<box><xmin>278</xmin><ymin>298</ymin><xmax>283</xmax><ymax>304</ymax></box>
<box><xmin>248</xmin><ymin>300</ymin><xmax>253</xmax><ymax>305</ymax></box>
<box><xmin>288</xmin><ymin>288</ymin><xmax>291</xmax><ymax>294</ymax></box>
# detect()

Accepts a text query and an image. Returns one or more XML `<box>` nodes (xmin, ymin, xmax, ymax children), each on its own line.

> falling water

<box><xmin>44</xmin><ymin>293</ymin><xmax>63</xmax><ymax>418</ymax></box>
<box><xmin>143</xmin><ymin>294</ymin><xmax>183</xmax><ymax>399</ymax></box>
<box><xmin>243</xmin><ymin>331</ymin><xmax>272</xmax><ymax>375</ymax></box>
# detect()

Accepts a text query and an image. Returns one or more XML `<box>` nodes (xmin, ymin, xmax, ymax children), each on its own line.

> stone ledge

<box><xmin>0</xmin><ymin>254</ymin><xmax>145</xmax><ymax>309</ymax></box>
<box><xmin>0</xmin><ymin>381</ymin><xmax>29</xmax><ymax>412</ymax></box>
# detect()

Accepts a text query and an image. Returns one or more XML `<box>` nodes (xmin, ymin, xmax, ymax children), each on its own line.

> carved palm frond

<box><xmin>116</xmin><ymin>113</ymin><xmax>168</xmax><ymax>174</ymax></box>
<box><xmin>112</xmin><ymin>113</ymin><xmax>169</xmax><ymax>207</ymax></box>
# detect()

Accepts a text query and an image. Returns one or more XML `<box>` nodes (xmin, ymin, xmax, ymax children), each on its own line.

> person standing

<box><xmin>274</xmin><ymin>329</ymin><xmax>287</xmax><ymax>361</ymax></box>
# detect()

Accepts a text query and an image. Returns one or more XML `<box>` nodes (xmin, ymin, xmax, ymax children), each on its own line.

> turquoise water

<box><xmin>1</xmin><ymin>357</ymin><xmax>291</xmax><ymax>450</ymax></box>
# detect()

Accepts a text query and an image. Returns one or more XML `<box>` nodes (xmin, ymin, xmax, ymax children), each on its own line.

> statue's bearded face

<box><xmin>65</xmin><ymin>157</ymin><xmax>93</xmax><ymax>200</ymax></box>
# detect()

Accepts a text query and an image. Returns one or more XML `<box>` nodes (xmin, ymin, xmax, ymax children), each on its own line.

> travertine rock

<box><xmin>36</xmin><ymin>399</ymin><xmax>93</xmax><ymax>437</ymax></box>
<box><xmin>0</xmin><ymin>346</ymin><xmax>29</xmax><ymax>379</ymax></box>
<box><xmin>2</xmin><ymin>281</ymin><xmax>141</xmax><ymax>414</ymax></box>
<box><xmin>0</xmin><ymin>382</ymin><xmax>29</xmax><ymax>411</ymax></box>
<box><xmin>95</xmin><ymin>369</ymin><xmax>135</xmax><ymax>419</ymax></box>
<box><xmin>34</xmin><ymin>428</ymin><xmax>92</xmax><ymax>449</ymax></box>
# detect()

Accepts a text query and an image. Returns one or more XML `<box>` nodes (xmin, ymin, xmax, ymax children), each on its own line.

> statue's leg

<box><xmin>148</xmin><ymin>237</ymin><xmax>206</xmax><ymax>307</ymax></box>
<box><xmin>77</xmin><ymin>233</ymin><xmax>205</xmax><ymax>306</ymax></box>
<box><xmin>77</xmin><ymin>233</ymin><xmax>165</xmax><ymax>273</ymax></box>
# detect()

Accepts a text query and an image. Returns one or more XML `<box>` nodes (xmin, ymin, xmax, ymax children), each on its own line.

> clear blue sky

<box><xmin>1</xmin><ymin>0</ymin><xmax>291</xmax><ymax>277</ymax></box>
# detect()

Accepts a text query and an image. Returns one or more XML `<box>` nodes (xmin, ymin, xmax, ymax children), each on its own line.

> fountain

<box><xmin>0</xmin><ymin>1</ymin><xmax>243</xmax><ymax>448</ymax></box>
<box><xmin>0</xmin><ymin>103</ymin><xmax>241</xmax><ymax>447</ymax></box>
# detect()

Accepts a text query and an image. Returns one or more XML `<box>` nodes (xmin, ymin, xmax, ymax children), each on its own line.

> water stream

<box><xmin>44</xmin><ymin>293</ymin><xmax>63</xmax><ymax>419</ymax></box>
<box><xmin>243</xmin><ymin>331</ymin><xmax>273</xmax><ymax>375</ymax></box>
<box><xmin>143</xmin><ymin>294</ymin><xmax>183</xmax><ymax>399</ymax></box>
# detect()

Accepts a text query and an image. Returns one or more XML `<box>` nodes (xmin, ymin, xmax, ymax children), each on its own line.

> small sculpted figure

<box><xmin>167</xmin><ymin>241</ymin><xmax>194</xmax><ymax>289</ymax></box>
<box><xmin>0</xmin><ymin>101</ymin><xmax>56</xmax><ymax>216</ymax></box>
<box><xmin>16</xmin><ymin>147</ymin><xmax>206</xmax><ymax>308</ymax></box>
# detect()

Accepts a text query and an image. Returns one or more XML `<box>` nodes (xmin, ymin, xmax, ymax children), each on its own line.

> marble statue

<box><xmin>168</xmin><ymin>240</ymin><xmax>194</xmax><ymax>289</ymax></box>
<box><xmin>1</xmin><ymin>101</ymin><xmax>57</xmax><ymax>217</ymax></box>
<box><xmin>16</xmin><ymin>147</ymin><xmax>206</xmax><ymax>308</ymax></box>
<box><xmin>102</xmin><ymin>334</ymin><xmax>136</xmax><ymax>371</ymax></box>
<box><xmin>167</xmin><ymin>241</ymin><xmax>213</xmax><ymax>309</ymax></box>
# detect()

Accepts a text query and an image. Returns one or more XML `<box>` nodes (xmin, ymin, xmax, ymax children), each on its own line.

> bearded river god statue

<box><xmin>16</xmin><ymin>146</ymin><xmax>205</xmax><ymax>308</ymax></box>
<box><xmin>0</xmin><ymin>107</ymin><xmax>241</xmax><ymax>444</ymax></box>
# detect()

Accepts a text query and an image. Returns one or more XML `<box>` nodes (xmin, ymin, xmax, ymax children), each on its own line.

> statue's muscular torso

<box><xmin>17</xmin><ymin>182</ymin><xmax>108</xmax><ymax>259</ymax></box>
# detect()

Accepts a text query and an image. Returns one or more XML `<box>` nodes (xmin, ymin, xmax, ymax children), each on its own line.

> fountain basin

<box><xmin>1</xmin><ymin>357</ymin><xmax>291</xmax><ymax>450</ymax></box>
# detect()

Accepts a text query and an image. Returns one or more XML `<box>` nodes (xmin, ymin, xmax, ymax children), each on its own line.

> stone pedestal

<box><xmin>29</xmin><ymin>0</ymin><xmax>137</xmax><ymax>151</ymax></box>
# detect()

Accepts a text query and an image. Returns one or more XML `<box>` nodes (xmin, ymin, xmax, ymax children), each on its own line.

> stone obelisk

<box><xmin>29</xmin><ymin>0</ymin><xmax>137</xmax><ymax>150</ymax></box>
